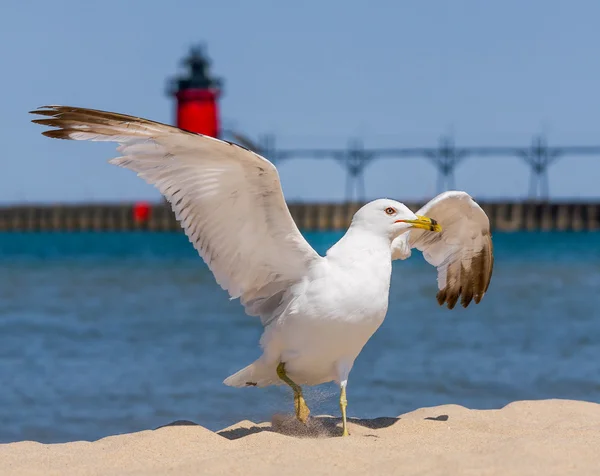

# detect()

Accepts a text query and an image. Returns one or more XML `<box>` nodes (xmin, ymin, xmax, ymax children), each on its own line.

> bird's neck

<box><xmin>326</xmin><ymin>226</ymin><xmax>392</xmax><ymax>264</ymax></box>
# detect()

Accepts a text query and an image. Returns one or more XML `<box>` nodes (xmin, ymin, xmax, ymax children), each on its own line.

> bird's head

<box><xmin>352</xmin><ymin>199</ymin><xmax>442</xmax><ymax>240</ymax></box>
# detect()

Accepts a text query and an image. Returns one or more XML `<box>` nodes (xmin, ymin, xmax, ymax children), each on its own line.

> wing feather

<box><xmin>31</xmin><ymin>105</ymin><xmax>321</xmax><ymax>323</ymax></box>
<box><xmin>392</xmin><ymin>191</ymin><xmax>494</xmax><ymax>309</ymax></box>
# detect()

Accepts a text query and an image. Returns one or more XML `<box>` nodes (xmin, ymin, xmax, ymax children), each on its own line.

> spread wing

<box><xmin>31</xmin><ymin>105</ymin><xmax>321</xmax><ymax>322</ymax></box>
<box><xmin>391</xmin><ymin>191</ymin><xmax>494</xmax><ymax>309</ymax></box>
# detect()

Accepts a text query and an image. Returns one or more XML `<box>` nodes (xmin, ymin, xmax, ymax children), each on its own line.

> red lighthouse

<box><xmin>168</xmin><ymin>46</ymin><xmax>223</xmax><ymax>137</ymax></box>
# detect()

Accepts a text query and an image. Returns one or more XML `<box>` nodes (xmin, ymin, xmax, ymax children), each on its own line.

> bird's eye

<box><xmin>385</xmin><ymin>207</ymin><xmax>396</xmax><ymax>215</ymax></box>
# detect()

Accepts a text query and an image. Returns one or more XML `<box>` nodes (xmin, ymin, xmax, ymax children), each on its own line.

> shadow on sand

<box><xmin>157</xmin><ymin>413</ymin><xmax>450</xmax><ymax>440</ymax></box>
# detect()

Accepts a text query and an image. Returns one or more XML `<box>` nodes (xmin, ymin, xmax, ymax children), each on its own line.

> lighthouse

<box><xmin>168</xmin><ymin>46</ymin><xmax>223</xmax><ymax>137</ymax></box>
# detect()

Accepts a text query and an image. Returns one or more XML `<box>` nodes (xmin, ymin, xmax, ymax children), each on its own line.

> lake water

<box><xmin>1</xmin><ymin>231</ymin><xmax>599</xmax><ymax>443</ymax></box>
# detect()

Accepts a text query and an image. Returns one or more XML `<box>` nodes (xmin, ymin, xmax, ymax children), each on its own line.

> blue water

<box><xmin>1</xmin><ymin>231</ymin><xmax>600</xmax><ymax>443</ymax></box>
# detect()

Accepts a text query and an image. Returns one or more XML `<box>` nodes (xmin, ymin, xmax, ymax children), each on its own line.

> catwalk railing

<box><xmin>240</xmin><ymin>133</ymin><xmax>600</xmax><ymax>202</ymax></box>
<box><xmin>1</xmin><ymin>202</ymin><xmax>599</xmax><ymax>232</ymax></box>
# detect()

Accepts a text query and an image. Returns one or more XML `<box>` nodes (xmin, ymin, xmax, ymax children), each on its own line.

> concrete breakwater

<box><xmin>0</xmin><ymin>202</ymin><xmax>599</xmax><ymax>232</ymax></box>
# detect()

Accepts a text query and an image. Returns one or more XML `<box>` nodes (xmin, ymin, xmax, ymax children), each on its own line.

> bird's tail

<box><xmin>223</xmin><ymin>360</ymin><xmax>279</xmax><ymax>388</ymax></box>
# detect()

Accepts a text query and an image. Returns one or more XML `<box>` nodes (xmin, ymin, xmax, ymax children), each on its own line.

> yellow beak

<box><xmin>396</xmin><ymin>215</ymin><xmax>442</xmax><ymax>232</ymax></box>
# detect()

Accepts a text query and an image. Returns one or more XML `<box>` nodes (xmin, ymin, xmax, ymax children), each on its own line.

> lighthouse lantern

<box><xmin>168</xmin><ymin>46</ymin><xmax>223</xmax><ymax>137</ymax></box>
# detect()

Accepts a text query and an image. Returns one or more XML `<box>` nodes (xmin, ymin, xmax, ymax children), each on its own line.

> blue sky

<box><xmin>1</xmin><ymin>0</ymin><xmax>599</xmax><ymax>203</ymax></box>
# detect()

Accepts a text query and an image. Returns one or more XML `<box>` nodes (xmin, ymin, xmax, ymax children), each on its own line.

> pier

<box><xmin>0</xmin><ymin>202</ymin><xmax>598</xmax><ymax>233</ymax></box>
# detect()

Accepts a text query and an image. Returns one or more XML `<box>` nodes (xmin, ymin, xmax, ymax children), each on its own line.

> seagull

<box><xmin>31</xmin><ymin>105</ymin><xmax>494</xmax><ymax>437</ymax></box>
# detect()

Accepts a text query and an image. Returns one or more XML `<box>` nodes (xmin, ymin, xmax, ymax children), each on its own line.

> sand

<box><xmin>2</xmin><ymin>399</ymin><xmax>600</xmax><ymax>476</ymax></box>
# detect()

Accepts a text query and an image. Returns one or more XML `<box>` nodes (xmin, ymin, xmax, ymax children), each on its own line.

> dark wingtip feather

<box><xmin>485</xmin><ymin>252</ymin><xmax>494</xmax><ymax>293</ymax></box>
<box><xmin>29</xmin><ymin>105</ymin><xmax>59</xmax><ymax>115</ymax></box>
<box><xmin>436</xmin><ymin>289</ymin><xmax>447</xmax><ymax>306</ymax></box>
<box><xmin>446</xmin><ymin>291</ymin><xmax>459</xmax><ymax>310</ymax></box>
<box><xmin>460</xmin><ymin>263</ymin><xmax>474</xmax><ymax>308</ymax></box>
<box><xmin>31</xmin><ymin>118</ymin><xmax>59</xmax><ymax>126</ymax></box>
<box><xmin>30</xmin><ymin>109</ymin><xmax>59</xmax><ymax>119</ymax></box>
<box><xmin>41</xmin><ymin>129</ymin><xmax>72</xmax><ymax>140</ymax></box>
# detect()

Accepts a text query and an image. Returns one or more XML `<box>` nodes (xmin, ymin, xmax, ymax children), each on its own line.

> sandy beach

<box><xmin>2</xmin><ymin>399</ymin><xmax>599</xmax><ymax>475</ymax></box>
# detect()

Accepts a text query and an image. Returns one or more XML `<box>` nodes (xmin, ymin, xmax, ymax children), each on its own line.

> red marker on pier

<box><xmin>133</xmin><ymin>201</ymin><xmax>151</xmax><ymax>223</ymax></box>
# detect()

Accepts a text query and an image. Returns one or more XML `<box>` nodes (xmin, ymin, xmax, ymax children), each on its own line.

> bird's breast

<box><xmin>294</xmin><ymin>258</ymin><xmax>392</xmax><ymax>327</ymax></box>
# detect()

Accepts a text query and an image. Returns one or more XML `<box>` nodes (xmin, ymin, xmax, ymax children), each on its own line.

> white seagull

<box><xmin>31</xmin><ymin>106</ymin><xmax>494</xmax><ymax>437</ymax></box>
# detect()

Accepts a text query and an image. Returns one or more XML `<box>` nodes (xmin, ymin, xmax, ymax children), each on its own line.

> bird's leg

<box><xmin>340</xmin><ymin>382</ymin><xmax>349</xmax><ymax>437</ymax></box>
<box><xmin>276</xmin><ymin>362</ymin><xmax>310</xmax><ymax>423</ymax></box>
